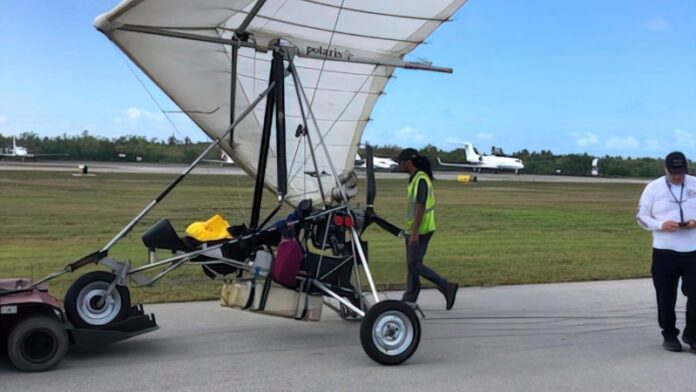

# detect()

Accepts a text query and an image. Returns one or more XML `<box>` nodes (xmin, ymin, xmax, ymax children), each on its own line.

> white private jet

<box><xmin>591</xmin><ymin>158</ymin><xmax>599</xmax><ymax>176</ymax></box>
<box><xmin>355</xmin><ymin>153</ymin><xmax>399</xmax><ymax>171</ymax></box>
<box><xmin>204</xmin><ymin>151</ymin><xmax>235</xmax><ymax>165</ymax></box>
<box><xmin>437</xmin><ymin>142</ymin><xmax>524</xmax><ymax>174</ymax></box>
<box><xmin>0</xmin><ymin>137</ymin><xmax>68</xmax><ymax>161</ymax></box>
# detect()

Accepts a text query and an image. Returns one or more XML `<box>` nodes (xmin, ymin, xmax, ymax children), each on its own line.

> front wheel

<box><xmin>7</xmin><ymin>316</ymin><xmax>68</xmax><ymax>372</ymax></box>
<box><xmin>64</xmin><ymin>271</ymin><xmax>131</xmax><ymax>329</ymax></box>
<box><xmin>360</xmin><ymin>300</ymin><xmax>421</xmax><ymax>365</ymax></box>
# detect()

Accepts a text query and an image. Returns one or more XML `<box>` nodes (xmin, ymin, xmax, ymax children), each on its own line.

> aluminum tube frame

<box><xmin>229</xmin><ymin>44</ymin><xmax>238</xmax><ymax>146</ymax></box>
<box><xmin>100</xmin><ymin>83</ymin><xmax>275</xmax><ymax>252</ymax></box>
<box><xmin>115</xmin><ymin>25</ymin><xmax>453</xmax><ymax>74</ymax></box>
<box><xmin>287</xmin><ymin>61</ymin><xmax>325</xmax><ymax>203</ymax></box>
<box><xmin>249</xmin><ymin>59</ymin><xmax>277</xmax><ymax>229</ymax></box>
<box><xmin>350</xmin><ymin>226</ymin><xmax>380</xmax><ymax>303</ymax></box>
<box><xmin>273</xmin><ymin>50</ymin><xmax>288</xmax><ymax>197</ymax></box>
<box><xmin>288</xmin><ymin>57</ymin><xmax>349</xmax><ymax>203</ymax></box>
<box><xmin>236</xmin><ymin>0</ymin><xmax>267</xmax><ymax>35</ymax></box>
<box><xmin>129</xmin><ymin>250</ymin><xmax>250</xmax><ymax>276</ymax></box>
<box><xmin>311</xmin><ymin>280</ymin><xmax>365</xmax><ymax>318</ymax></box>
<box><xmin>128</xmin><ymin>205</ymin><xmax>346</xmax><ymax>277</ymax></box>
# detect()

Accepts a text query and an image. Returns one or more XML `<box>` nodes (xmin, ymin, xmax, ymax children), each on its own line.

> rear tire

<box><xmin>360</xmin><ymin>300</ymin><xmax>421</xmax><ymax>365</ymax></box>
<box><xmin>7</xmin><ymin>316</ymin><xmax>68</xmax><ymax>372</ymax></box>
<box><xmin>64</xmin><ymin>271</ymin><xmax>131</xmax><ymax>329</ymax></box>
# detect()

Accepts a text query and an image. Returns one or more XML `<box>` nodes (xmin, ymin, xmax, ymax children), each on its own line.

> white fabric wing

<box><xmin>96</xmin><ymin>0</ymin><xmax>466</xmax><ymax>205</ymax></box>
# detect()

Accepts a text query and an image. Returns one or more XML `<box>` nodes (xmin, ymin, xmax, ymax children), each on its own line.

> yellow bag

<box><xmin>185</xmin><ymin>214</ymin><xmax>233</xmax><ymax>242</ymax></box>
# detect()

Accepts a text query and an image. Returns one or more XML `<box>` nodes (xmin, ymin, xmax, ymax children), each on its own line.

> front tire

<box><xmin>64</xmin><ymin>271</ymin><xmax>131</xmax><ymax>329</ymax></box>
<box><xmin>360</xmin><ymin>300</ymin><xmax>421</xmax><ymax>365</ymax></box>
<box><xmin>7</xmin><ymin>316</ymin><xmax>68</xmax><ymax>372</ymax></box>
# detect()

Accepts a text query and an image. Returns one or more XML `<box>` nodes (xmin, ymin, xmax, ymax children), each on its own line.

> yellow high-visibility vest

<box><xmin>406</xmin><ymin>171</ymin><xmax>436</xmax><ymax>234</ymax></box>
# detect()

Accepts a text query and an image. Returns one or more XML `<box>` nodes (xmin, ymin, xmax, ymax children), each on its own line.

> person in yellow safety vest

<box><xmin>394</xmin><ymin>148</ymin><xmax>458</xmax><ymax>310</ymax></box>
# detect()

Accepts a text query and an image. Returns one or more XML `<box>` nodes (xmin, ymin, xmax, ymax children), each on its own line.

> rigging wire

<box><xmin>282</xmin><ymin>0</ymin><xmax>349</xmax><ymax>189</ymax></box>
<box><xmin>288</xmin><ymin>65</ymin><xmax>377</xmax><ymax>181</ymax></box>
<box><xmin>235</xmin><ymin>50</ymin><xmax>393</xmax><ymax>77</ymax></box>
<box><xmin>111</xmin><ymin>44</ymin><xmax>188</xmax><ymax>142</ymax></box>
<box><xmin>113</xmin><ymin>43</ymin><xmax>241</xmax><ymax>216</ymax></box>
<box><xmin>307</xmin><ymin>0</ymin><xmax>345</xmax><ymax>108</ymax></box>
<box><xmin>216</xmin><ymin>14</ymin><xmax>423</xmax><ymax>44</ymax></box>
<box><xmin>300</xmin><ymin>0</ymin><xmax>453</xmax><ymax>22</ymax></box>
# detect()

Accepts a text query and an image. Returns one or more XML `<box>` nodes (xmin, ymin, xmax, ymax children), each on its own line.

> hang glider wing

<box><xmin>95</xmin><ymin>0</ymin><xmax>467</xmax><ymax>205</ymax></box>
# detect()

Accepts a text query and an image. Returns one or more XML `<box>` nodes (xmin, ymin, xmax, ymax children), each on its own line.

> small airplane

<box><xmin>203</xmin><ymin>151</ymin><xmax>235</xmax><ymax>165</ymax></box>
<box><xmin>591</xmin><ymin>158</ymin><xmax>599</xmax><ymax>176</ymax></box>
<box><xmin>437</xmin><ymin>142</ymin><xmax>524</xmax><ymax>174</ymax></box>
<box><xmin>0</xmin><ymin>137</ymin><xmax>68</xmax><ymax>161</ymax></box>
<box><xmin>355</xmin><ymin>153</ymin><xmax>399</xmax><ymax>171</ymax></box>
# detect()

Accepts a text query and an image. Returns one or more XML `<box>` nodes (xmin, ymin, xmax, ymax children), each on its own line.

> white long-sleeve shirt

<box><xmin>636</xmin><ymin>175</ymin><xmax>696</xmax><ymax>252</ymax></box>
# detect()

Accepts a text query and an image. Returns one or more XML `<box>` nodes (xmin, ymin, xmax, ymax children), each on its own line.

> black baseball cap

<box><xmin>665</xmin><ymin>151</ymin><xmax>688</xmax><ymax>174</ymax></box>
<box><xmin>394</xmin><ymin>148</ymin><xmax>419</xmax><ymax>163</ymax></box>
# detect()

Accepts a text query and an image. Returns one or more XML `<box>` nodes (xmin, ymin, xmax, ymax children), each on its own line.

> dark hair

<box><xmin>413</xmin><ymin>156</ymin><xmax>435</xmax><ymax>181</ymax></box>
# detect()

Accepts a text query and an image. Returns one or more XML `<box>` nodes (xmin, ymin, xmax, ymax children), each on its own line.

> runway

<box><xmin>0</xmin><ymin>160</ymin><xmax>649</xmax><ymax>184</ymax></box>
<box><xmin>1</xmin><ymin>279</ymin><xmax>693</xmax><ymax>391</ymax></box>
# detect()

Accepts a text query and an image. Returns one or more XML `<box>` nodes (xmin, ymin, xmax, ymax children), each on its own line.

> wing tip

<box><xmin>94</xmin><ymin>12</ymin><xmax>113</xmax><ymax>34</ymax></box>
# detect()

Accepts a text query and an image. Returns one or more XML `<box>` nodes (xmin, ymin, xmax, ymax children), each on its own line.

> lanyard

<box><xmin>666</xmin><ymin>178</ymin><xmax>686</xmax><ymax>223</ymax></box>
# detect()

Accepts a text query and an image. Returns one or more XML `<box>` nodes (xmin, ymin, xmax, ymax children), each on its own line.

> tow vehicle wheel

<box><xmin>64</xmin><ymin>271</ymin><xmax>131</xmax><ymax>329</ymax></box>
<box><xmin>7</xmin><ymin>316</ymin><xmax>68</xmax><ymax>372</ymax></box>
<box><xmin>360</xmin><ymin>300</ymin><xmax>421</xmax><ymax>365</ymax></box>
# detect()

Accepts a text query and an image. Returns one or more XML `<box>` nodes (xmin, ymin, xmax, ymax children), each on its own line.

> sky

<box><xmin>1</xmin><ymin>0</ymin><xmax>695</xmax><ymax>158</ymax></box>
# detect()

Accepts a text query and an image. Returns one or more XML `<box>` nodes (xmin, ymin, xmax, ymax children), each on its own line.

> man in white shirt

<box><xmin>637</xmin><ymin>151</ymin><xmax>696</xmax><ymax>352</ymax></box>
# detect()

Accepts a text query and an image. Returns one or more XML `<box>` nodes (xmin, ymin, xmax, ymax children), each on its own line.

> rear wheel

<box><xmin>7</xmin><ymin>316</ymin><xmax>68</xmax><ymax>372</ymax></box>
<box><xmin>64</xmin><ymin>271</ymin><xmax>131</xmax><ymax>329</ymax></box>
<box><xmin>360</xmin><ymin>300</ymin><xmax>421</xmax><ymax>365</ymax></box>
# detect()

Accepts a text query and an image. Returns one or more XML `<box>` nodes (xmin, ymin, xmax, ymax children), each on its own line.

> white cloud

<box><xmin>605</xmin><ymin>136</ymin><xmax>639</xmax><ymax>150</ymax></box>
<box><xmin>393</xmin><ymin>126</ymin><xmax>424</xmax><ymax>145</ymax></box>
<box><xmin>647</xmin><ymin>17</ymin><xmax>671</xmax><ymax>32</ymax></box>
<box><xmin>477</xmin><ymin>132</ymin><xmax>493</xmax><ymax>140</ymax></box>
<box><xmin>572</xmin><ymin>132</ymin><xmax>599</xmax><ymax>147</ymax></box>
<box><xmin>0</xmin><ymin>115</ymin><xmax>7</xmax><ymax>125</ymax></box>
<box><xmin>124</xmin><ymin>107</ymin><xmax>164</xmax><ymax>123</ymax></box>
<box><xmin>674</xmin><ymin>129</ymin><xmax>695</xmax><ymax>148</ymax></box>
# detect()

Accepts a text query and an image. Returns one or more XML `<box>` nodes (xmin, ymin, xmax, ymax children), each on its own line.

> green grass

<box><xmin>0</xmin><ymin>171</ymin><xmax>651</xmax><ymax>303</ymax></box>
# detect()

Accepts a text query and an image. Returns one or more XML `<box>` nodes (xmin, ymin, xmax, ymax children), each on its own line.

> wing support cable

<box><xmin>288</xmin><ymin>61</ymin><xmax>326</xmax><ymax>204</ymax></box>
<box><xmin>101</xmin><ymin>83</ymin><xmax>276</xmax><ymax>252</ymax></box>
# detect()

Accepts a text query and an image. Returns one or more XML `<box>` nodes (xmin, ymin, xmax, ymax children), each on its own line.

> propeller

<box><xmin>360</xmin><ymin>143</ymin><xmax>401</xmax><ymax>237</ymax></box>
<box><xmin>365</xmin><ymin>144</ymin><xmax>376</xmax><ymax>211</ymax></box>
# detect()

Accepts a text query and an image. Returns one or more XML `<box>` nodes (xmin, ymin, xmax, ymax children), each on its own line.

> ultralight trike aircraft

<box><xmin>2</xmin><ymin>0</ymin><xmax>467</xmax><ymax>366</ymax></box>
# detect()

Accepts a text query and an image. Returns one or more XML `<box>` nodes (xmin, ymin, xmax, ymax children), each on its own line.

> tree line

<box><xmin>0</xmin><ymin>132</ymin><xmax>669</xmax><ymax>178</ymax></box>
<box><xmin>367</xmin><ymin>144</ymin><xmax>667</xmax><ymax>178</ymax></box>
<box><xmin>0</xmin><ymin>131</ymin><xmax>218</xmax><ymax>163</ymax></box>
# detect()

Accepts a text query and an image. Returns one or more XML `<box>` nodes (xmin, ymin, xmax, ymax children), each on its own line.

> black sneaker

<box><xmin>663</xmin><ymin>336</ymin><xmax>683</xmax><ymax>352</ymax></box>
<box><xmin>441</xmin><ymin>282</ymin><xmax>458</xmax><ymax>311</ymax></box>
<box><xmin>683</xmin><ymin>335</ymin><xmax>696</xmax><ymax>352</ymax></box>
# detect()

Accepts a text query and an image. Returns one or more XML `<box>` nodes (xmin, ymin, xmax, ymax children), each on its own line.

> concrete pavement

<box><xmin>2</xmin><ymin>279</ymin><xmax>694</xmax><ymax>391</ymax></box>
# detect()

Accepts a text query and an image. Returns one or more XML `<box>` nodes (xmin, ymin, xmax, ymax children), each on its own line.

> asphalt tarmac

<box><xmin>1</xmin><ymin>279</ymin><xmax>694</xmax><ymax>391</ymax></box>
<box><xmin>0</xmin><ymin>160</ymin><xmax>649</xmax><ymax>184</ymax></box>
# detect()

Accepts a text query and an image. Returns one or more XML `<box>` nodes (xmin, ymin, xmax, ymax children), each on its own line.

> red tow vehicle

<box><xmin>1</xmin><ymin>278</ymin><xmax>156</xmax><ymax>372</ymax></box>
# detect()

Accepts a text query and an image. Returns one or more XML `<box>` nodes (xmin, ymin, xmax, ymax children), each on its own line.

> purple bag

<box><xmin>273</xmin><ymin>239</ymin><xmax>303</xmax><ymax>288</ymax></box>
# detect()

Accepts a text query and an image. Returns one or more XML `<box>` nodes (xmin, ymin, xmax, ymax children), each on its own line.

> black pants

<box><xmin>651</xmin><ymin>248</ymin><xmax>696</xmax><ymax>340</ymax></box>
<box><xmin>402</xmin><ymin>231</ymin><xmax>447</xmax><ymax>302</ymax></box>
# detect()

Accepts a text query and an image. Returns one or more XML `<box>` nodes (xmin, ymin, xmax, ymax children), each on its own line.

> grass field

<box><xmin>0</xmin><ymin>171</ymin><xmax>652</xmax><ymax>303</ymax></box>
